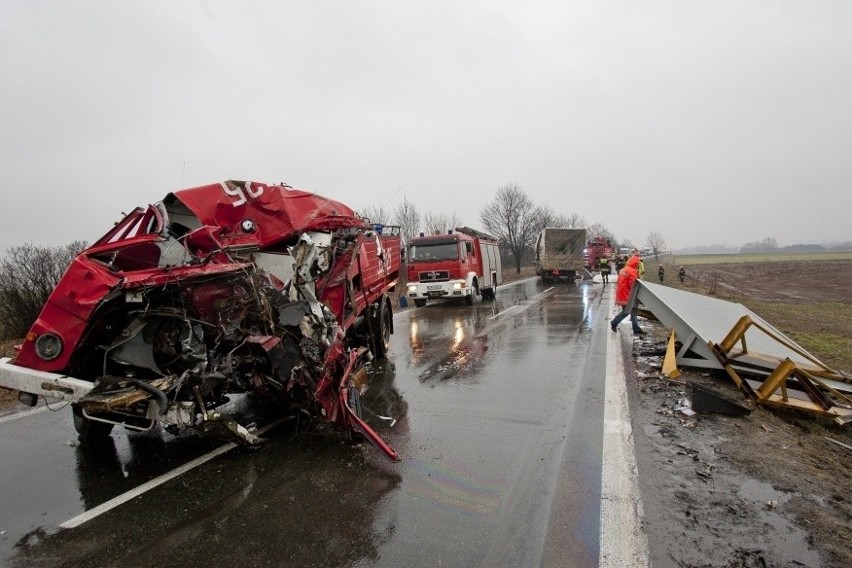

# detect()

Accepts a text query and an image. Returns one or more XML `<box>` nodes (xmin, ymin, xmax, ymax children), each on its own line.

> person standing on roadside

<box><xmin>599</xmin><ymin>255</ymin><xmax>611</xmax><ymax>285</ymax></box>
<box><xmin>632</xmin><ymin>248</ymin><xmax>645</xmax><ymax>279</ymax></box>
<box><xmin>658</xmin><ymin>265</ymin><xmax>665</xmax><ymax>282</ymax></box>
<box><xmin>611</xmin><ymin>254</ymin><xmax>645</xmax><ymax>334</ymax></box>
<box><xmin>679</xmin><ymin>266</ymin><xmax>686</xmax><ymax>283</ymax></box>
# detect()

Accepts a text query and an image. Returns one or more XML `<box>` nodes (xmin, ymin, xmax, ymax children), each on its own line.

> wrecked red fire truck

<box><xmin>0</xmin><ymin>181</ymin><xmax>401</xmax><ymax>460</ymax></box>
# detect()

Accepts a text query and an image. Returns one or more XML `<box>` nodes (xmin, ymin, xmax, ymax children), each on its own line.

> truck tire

<box><xmin>72</xmin><ymin>403</ymin><xmax>114</xmax><ymax>440</ymax></box>
<box><xmin>347</xmin><ymin>387</ymin><xmax>365</xmax><ymax>443</ymax></box>
<box><xmin>413</xmin><ymin>298</ymin><xmax>427</xmax><ymax>307</ymax></box>
<box><xmin>371</xmin><ymin>298</ymin><xmax>392</xmax><ymax>358</ymax></box>
<box><xmin>465</xmin><ymin>280</ymin><xmax>479</xmax><ymax>305</ymax></box>
<box><xmin>482</xmin><ymin>276</ymin><xmax>497</xmax><ymax>301</ymax></box>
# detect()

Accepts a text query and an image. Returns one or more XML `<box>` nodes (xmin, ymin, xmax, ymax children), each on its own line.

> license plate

<box><xmin>427</xmin><ymin>285</ymin><xmax>442</xmax><ymax>290</ymax></box>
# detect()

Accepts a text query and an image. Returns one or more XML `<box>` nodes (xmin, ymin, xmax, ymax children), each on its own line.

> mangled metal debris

<box><xmin>687</xmin><ymin>381</ymin><xmax>751</xmax><ymax>416</ymax></box>
<box><xmin>629</xmin><ymin>280</ymin><xmax>852</xmax><ymax>425</ymax></box>
<box><xmin>0</xmin><ymin>181</ymin><xmax>403</xmax><ymax>459</ymax></box>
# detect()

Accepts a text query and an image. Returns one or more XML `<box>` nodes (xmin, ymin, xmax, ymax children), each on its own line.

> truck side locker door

<box><xmin>493</xmin><ymin>243</ymin><xmax>502</xmax><ymax>283</ymax></box>
<box><xmin>466</xmin><ymin>241</ymin><xmax>478</xmax><ymax>273</ymax></box>
<box><xmin>481</xmin><ymin>242</ymin><xmax>492</xmax><ymax>279</ymax></box>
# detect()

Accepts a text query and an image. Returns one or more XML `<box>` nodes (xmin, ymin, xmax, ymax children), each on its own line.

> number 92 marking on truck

<box><xmin>220</xmin><ymin>181</ymin><xmax>264</xmax><ymax>207</ymax></box>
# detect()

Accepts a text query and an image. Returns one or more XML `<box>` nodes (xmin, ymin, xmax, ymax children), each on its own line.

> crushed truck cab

<box><xmin>0</xmin><ymin>181</ymin><xmax>402</xmax><ymax>460</ymax></box>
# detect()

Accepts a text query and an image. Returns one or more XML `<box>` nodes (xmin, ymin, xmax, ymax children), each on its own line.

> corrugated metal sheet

<box><xmin>631</xmin><ymin>280</ymin><xmax>832</xmax><ymax>372</ymax></box>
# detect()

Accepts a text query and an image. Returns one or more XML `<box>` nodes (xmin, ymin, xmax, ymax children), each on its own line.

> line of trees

<box><xmin>358</xmin><ymin>196</ymin><xmax>463</xmax><ymax>241</ymax></box>
<box><xmin>480</xmin><ymin>184</ymin><xmax>584</xmax><ymax>273</ymax></box>
<box><xmin>358</xmin><ymin>184</ymin><xmax>657</xmax><ymax>274</ymax></box>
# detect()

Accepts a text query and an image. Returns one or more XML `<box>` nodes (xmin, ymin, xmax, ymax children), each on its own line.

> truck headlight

<box><xmin>408</xmin><ymin>284</ymin><xmax>417</xmax><ymax>293</ymax></box>
<box><xmin>453</xmin><ymin>282</ymin><xmax>464</xmax><ymax>290</ymax></box>
<box><xmin>34</xmin><ymin>333</ymin><xmax>63</xmax><ymax>360</ymax></box>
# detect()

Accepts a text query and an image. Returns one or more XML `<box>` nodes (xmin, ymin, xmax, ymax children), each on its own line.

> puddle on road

<box><xmin>736</xmin><ymin>478</ymin><xmax>822</xmax><ymax>567</ymax></box>
<box><xmin>737</xmin><ymin>478</ymin><xmax>791</xmax><ymax>505</ymax></box>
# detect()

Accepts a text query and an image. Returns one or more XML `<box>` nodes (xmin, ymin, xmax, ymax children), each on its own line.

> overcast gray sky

<box><xmin>2</xmin><ymin>1</ymin><xmax>850</xmax><ymax>250</ymax></box>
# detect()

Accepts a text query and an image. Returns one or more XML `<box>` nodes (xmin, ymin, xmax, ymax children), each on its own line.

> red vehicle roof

<box><xmin>170</xmin><ymin>181</ymin><xmax>368</xmax><ymax>249</ymax></box>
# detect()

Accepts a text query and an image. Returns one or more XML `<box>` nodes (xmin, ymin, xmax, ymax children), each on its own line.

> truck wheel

<box><xmin>347</xmin><ymin>387</ymin><xmax>365</xmax><ymax>443</ymax></box>
<box><xmin>413</xmin><ymin>298</ymin><xmax>427</xmax><ymax>307</ymax></box>
<box><xmin>72</xmin><ymin>403</ymin><xmax>114</xmax><ymax>440</ymax></box>
<box><xmin>483</xmin><ymin>276</ymin><xmax>497</xmax><ymax>301</ymax></box>
<box><xmin>465</xmin><ymin>280</ymin><xmax>480</xmax><ymax>305</ymax></box>
<box><xmin>371</xmin><ymin>299</ymin><xmax>392</xmax><ymax>358</ymax></box>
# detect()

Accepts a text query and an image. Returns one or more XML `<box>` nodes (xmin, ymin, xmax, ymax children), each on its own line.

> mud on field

<box><xmin>628</xmin><ymin>258</ymin><xmax>852</xmax><ymax>568</ymax></box>
<box><xmin>678</xmin><ymin>259</ymin><xmax>852</xmax><ymax>304</ymax></box>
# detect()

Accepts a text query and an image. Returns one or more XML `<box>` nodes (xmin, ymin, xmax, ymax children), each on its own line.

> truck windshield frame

<box><xmin>410</xmin><ymin>241</ymin><xmax>459</xmax><ymax>261</ymax></box>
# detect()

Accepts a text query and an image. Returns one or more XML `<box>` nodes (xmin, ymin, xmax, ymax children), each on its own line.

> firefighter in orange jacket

<box><xmin>610</xmin><ymin>255</ymin><xmax>645</xmax><ymax>334</ymax></box>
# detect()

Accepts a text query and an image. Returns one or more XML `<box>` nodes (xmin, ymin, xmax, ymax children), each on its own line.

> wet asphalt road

<box><xmin>0</xmin><ymin>277</ymin><xmax>615</xmax><ymax>568</ymax></box>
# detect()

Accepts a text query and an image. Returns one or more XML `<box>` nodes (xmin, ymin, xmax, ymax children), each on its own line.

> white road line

<box><xmin>488</xmin><ymin>287</ymin><xmax>554</xmax><ymax>320</ymax></box>
<box><xmin>600</xmin><ymin>292</ymin><xmax>650</xmax><ymax>568</ymax></box>
<box><xmin>488</xmin><ymin>304</ymin><xmax>522</xmax><ymax>319</ymax></box>
<box><xmin>59</xmin><ymin>417</ymin><xmax>288</xmax><ymax>529</ymax></box>
<box><xmin>0</xmin><ymin>404</ymin><xmax>50</xmax><ymax>425</ymax></box>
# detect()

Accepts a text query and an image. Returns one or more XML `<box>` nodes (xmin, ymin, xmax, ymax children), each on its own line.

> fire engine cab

<box><xmin>406</xmin><ymin>227</ymin><xmax>502</xmax><ymax>307</ymax></box>
<box><xmin>583</xmin><ymin>235</ymin><xmax>614</xmax><ymax>271</ymax></box>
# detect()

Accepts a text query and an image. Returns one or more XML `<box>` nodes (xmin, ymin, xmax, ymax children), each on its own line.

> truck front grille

<box><xmin>418</xmin><ymin>270</ymin><xmax>450</xmax><ymax>282</ymax></box>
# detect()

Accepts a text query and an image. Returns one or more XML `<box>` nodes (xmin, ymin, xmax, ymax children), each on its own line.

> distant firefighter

<box><xmin>599</xmin><ymin>255</ymin><xmax>611</xmax><ymax>284</ymax></box>
<box><xmin>658</xmin><ymin>265</ymin><xmax>665</xmax><ymax>282</ymax></box>
<box><xmin>678</xmin><ymin>266</ymin><xmax>686</xmax><ymax>283</ymax></box>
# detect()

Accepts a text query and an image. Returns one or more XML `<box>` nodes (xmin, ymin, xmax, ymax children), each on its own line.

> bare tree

<box><xmin>562</xmin><ymin>211</ymin><xmax>587</xmax><ymax>228</ymax></box>
<box><xmin>422</xmin><ymin>211</ymin><xmax>462</xmax><ymax>235</ymax></box>
<box><xmin>479</xmin><ymin>184</ymin><xmax>547</xmax><ymax>274</ymax></box>
<box><xmin>0</xmin><ymin>241</ymin><xmax>87</xmax><ymax>338</ymax></box>
<box><xmin>586</xmin><ymin>223</ymin><xmax>615</xmax><ymax>243</ymax></box>
<box><xmin>539</xmin><ymin>207</ymin><xmax>586</xmax><ymax>230</ymax></box>
<box><xmin>645</xmin><ymin>231</ymin><xmax>666</xmax><ymax>258</ymax></box>
<box><xmin>392</xmin><ymin>196</ymin><xmax>422</xmax><ymax>241</ymax></box>
<box><xmin>357</xmin><ymin>205</ymin><xmax>390</xmax><ymax>225</ymax></box>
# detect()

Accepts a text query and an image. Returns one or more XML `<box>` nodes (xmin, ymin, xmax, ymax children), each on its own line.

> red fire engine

<box><xmin>584</xmin><ymin>236</ymin><xmax>614</xmax><ymax>271</ymax></box>
<box><xmin>406</xmin><ymin>227</ymin><xmax>502</xmax><ymax>307</ymax></box>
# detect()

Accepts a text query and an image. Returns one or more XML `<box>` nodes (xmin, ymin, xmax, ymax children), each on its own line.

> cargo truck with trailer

<box><xmin>534</xmin><ymin>228</ymin><xmax>587</xmax><ymax>282</ymax></box>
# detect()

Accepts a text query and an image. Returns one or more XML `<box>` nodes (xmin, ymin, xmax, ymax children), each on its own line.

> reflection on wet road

<box><xmin>376</xmin><ymin>278</ymin><xmax>609</xmax><ymax>567</ymax></box>
<box><xmin>0</xmin><ymin>277</ymin><xmax>613</xmax><ymax>568</ymax></box>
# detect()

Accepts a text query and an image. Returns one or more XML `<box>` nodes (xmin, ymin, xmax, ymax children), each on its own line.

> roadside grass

<box><xmin>665</xmin><ymin>250</ymin><xmax>852</xmax><ymax>265</ymax></box>
<box><xmin>501</xmin><ymin>265</ymin><xmax>537</xmax><ymax>283</ymax></box>
<box><xmin>0</xmin><ymin>338</ymin><xmax>16</xmax><ymax>358</ymax></box>
<box><xmin>742</xmin><ymin>300</ymin><xmax>852</xmax><ymax>373</ymax></box>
